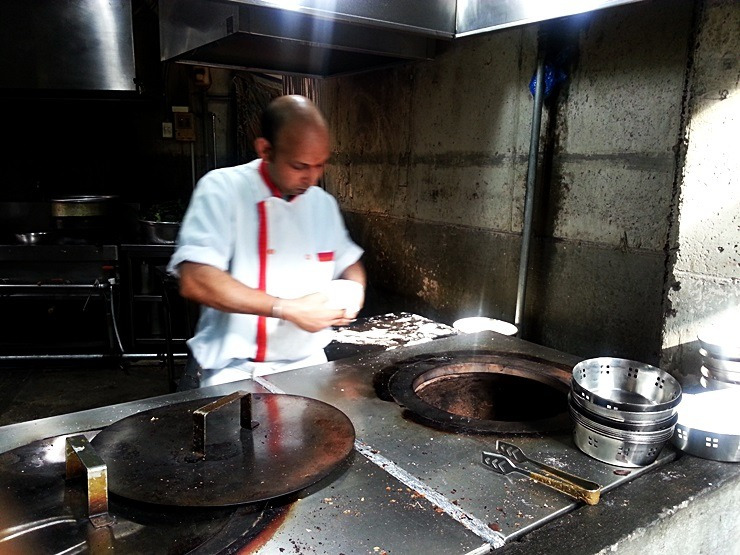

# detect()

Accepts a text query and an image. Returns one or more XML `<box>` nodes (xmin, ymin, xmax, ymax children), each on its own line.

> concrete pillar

<box><xmin>661</xmin><ymin>0</ymin><xmax>740</xmax><ymax>382</ymax></box>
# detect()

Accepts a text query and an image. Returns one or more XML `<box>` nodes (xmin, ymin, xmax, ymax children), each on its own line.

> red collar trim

<box><xmin>259</xmin><ymin>160</ymin><xmax>283</xmax><ymax>198</ymax></box>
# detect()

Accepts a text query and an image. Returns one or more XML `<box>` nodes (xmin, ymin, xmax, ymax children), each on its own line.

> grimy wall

<box><xmin>662</xmin><ymin>0</ymin><xmax>740</xmax><ymax>382</ymax></box>
<box><xmin>320</xmin><ymin>0</ymin><xmax>739</xmax><ymax>379</ymax></box>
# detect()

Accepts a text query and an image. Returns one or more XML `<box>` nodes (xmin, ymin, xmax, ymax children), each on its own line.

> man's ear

<box><xmin>254</xmin><ymin>138</ymin><xmax>273</xmax><ymax>161</ymax></box>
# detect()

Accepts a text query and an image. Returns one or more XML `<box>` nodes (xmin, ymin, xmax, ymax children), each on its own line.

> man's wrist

<box><xmin>271</xmin><ymin>299</ymin><xmax>284</xmax><ymax>320</ymax></box>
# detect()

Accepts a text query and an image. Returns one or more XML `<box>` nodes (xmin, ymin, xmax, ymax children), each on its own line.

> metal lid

<box><xmin>91</xmin><ymin>392</ymin><xmax>355</xmax><ymax>507</ymax></box>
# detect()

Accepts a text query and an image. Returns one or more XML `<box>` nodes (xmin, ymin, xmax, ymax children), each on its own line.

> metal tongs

<box><xmin>482</xmin><ymin>440</ymin><xmax>602</xmax><ymax>505</ymax></box>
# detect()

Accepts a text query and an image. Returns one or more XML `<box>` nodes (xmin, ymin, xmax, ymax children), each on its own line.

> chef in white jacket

<box><xmin>168</xmin><ymin>95</ymin><xmax>365</xmax><ymax>388</ymax></box>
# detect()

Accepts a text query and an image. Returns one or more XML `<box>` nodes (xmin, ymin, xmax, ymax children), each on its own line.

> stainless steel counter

<box><xmin>261</xmin><ymin>331</ymin><xmax>676</xmax><ymax>550</ymax></box>
<box><xmin>0</xmin><ymin>330</ymin><xmax>676</xmax><ymax>554</ymax></box>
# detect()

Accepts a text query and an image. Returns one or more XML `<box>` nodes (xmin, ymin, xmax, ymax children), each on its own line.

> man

<box><xmin>168</xmin><ymin>95</ymin><xmax>365</xmax><ymax>388</ymax></box>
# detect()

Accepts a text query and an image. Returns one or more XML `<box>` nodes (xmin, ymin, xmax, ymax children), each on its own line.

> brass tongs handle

<box><xmin>523</xmin><ymin>468</ymin><xmax>601</xmax><ymax>505</ymax></box>
<box><xmin>528</xmin><ymin>462</ymin><xmax>602</xmax><ymax>493</ymax></box>
<box><xmin>482</xmin><ymin>451</ymin><xmax>601</xmax><ymax>506</ymax></box>
<box><xmin>495</xmin><ymin>440</ymin><xmax>602</xmax><ymax>493</ymax></box>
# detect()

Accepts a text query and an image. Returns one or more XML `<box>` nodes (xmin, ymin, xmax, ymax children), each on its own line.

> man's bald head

<box><xmin>255</xmin><ymin>95</ymin><xmax>331</xmax><ymax>197</ymax></box>
<box><xmin>261</xmin><ymin>95</ymin><xmax>329</xmax><ymax>149</ymax></box>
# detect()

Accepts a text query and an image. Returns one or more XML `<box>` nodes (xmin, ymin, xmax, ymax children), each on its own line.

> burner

<box><xmin>0</xmin><ymin>433</ymin><xmax>287</xmax><ymax>554</ymax></box>
<box><xmin>378</xmin><ymin>350</ymin><xmax>572</xmax><ymax>434</ymax></box>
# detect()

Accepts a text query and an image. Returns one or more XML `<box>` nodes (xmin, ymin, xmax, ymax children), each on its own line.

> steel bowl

<box><xmin>701</xmin><ymin>348</ymin><xmax>740</xmax><ymax>373</ymax></box>
<box><xmin>569</xmin><ymin>393</ymin><xmax>678</xmax><ymax>433</ymax></box>
<box><xmin>571</xmin><ymin>357</ymin><xmax>682</xmax><ymax>414</ymax></box>
<box><xmin>700</xmin><ymin>365</ymin><xmax>740</xmax><ymax>386</ymax></box>
<box><xmin>700</xmin><ymin>375</ymin><xmax>740</xmax><ymax>391</ymax></box>
<box><xmin>14</xmin><ymin>231</ymin><xmax>52</xmax><ymax>245</ymax></box>
<box><xmin>570</xmin><ymin>401</ymin><xmax>676</xmax><ymax>467</ymax></box>
<box><xmin>569</xmin><ymin>386</ymin><xmax>677</xmax><ymax>424</ymax></box>
<box><xmin>139</xmin><ymin>219</ymin><xmax>181</xmax><ymax>245</ymax></box>
<box><xmin>672</xmin><ymin>387</ymin><xmax>740</xmax><ymax>462</ymax></box>
<box><xmin>697</xmin><ymin>325</ymin><xmax>740</xmax><ymax>361</ymax></box>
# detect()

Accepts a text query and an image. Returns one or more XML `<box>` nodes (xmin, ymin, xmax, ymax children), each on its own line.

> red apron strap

<box><xmin>255</xmin><ymin>200</ymin><xmax>269</xmax><ymax>362</ymax></box>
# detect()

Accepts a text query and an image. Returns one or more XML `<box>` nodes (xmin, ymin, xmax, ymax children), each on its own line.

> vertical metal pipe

<box><xmin>106</xmin><ymin>279</ymin><xmax>125</xmax><ymax>354</ymax></box>
<box><xmin>210</xmin><ymin>111</ymin><xmax>218</xmax><ymax>169</ymax></box>
<box><xmin>190</xmin><ymin>142</ymin><xmax>196</xmax><ymax>189</ymax></box>
<box><xmin>514</xmin><ymin>53</ymin><xmax>546</xmax><ymax>336</ymax></box>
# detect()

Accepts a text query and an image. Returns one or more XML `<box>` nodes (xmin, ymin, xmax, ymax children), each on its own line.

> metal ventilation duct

<box><xmin>456</xmin><ymin>0</ymin><xmax>649</xmax><ymax>37</ymax></box>
<box><xmin>159</xmin><ymin>0</ymin><xmax>649</xmax><ymax>77</ymax></box>
<box><xmin>158</xmin><ymin>0</ymin><xmax>456</xmax><ymax>77</ymax></box>
<box><xmin>0</xmin><ymin>0</ymin><xmax>136</xmax><ymax>92</ymax></box>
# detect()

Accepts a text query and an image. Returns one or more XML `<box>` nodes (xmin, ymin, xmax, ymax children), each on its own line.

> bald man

<box><xmin>168</xmin><ymin>95</ymin><xmax>365</xmax><ymax>389</ymax></box>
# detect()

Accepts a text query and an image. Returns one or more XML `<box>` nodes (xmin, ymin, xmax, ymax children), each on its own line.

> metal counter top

<box><xmin>261</xmin><ymin>331</ymin><xmax>676</xmax><ymax>548</ymax></box>
<box><xmin>0</xmin><ymin>367</ymin><xmax>485</xmax><ymax>554</ymax></box>
<box><xmin>0</xmin><ymin>330</ymin><xmax>676</xmax><ymax>554</ymax></box>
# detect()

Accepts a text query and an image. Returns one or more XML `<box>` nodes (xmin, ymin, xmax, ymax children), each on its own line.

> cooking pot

<box><xmin>50</xmin><ymin>195</ymin><xmax>118</xmax><ymax>218</ymax></box>
<box><xmin>50</xmin><ymin>196</ymin><xmax>120</xmax><ymax>241</ymax></box>
<box><xmin>139</xmin><ymin>219</ymin><xmax>181</xmax><ymax>244</ymax></box>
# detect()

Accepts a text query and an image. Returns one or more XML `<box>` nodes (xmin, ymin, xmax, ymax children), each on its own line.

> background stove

<box><xmin>0</xmin><ymin>244</ymin><xmax>120</xmax><ymax>359</ymax></box>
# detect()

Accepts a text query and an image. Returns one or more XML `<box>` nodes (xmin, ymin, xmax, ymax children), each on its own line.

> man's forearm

<box><xmin>178</xmin><ymin>262</ymin><xmax>275</xmax><ymax>316</ymax></box>
<box><xmin>340</xmin><ymin>260</ymin><xmax>366</xmax><ymax>287</ymax></box>
<box><xmin>178</xmin><ymin>260</ymin><xmax>364</xmax><ymax>330</ymax></box>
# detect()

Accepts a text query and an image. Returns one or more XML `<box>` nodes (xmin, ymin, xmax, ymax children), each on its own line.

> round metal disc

<box><xmin>91</xmin><ymin>393</ymin><xmax>355</xmax><ymax>507</ymax></box>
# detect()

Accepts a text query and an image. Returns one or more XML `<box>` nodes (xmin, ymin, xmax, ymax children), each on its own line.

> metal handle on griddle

<box><xmin>65</xmin><ymin>435</ymin><xmax>113</xmax><ymax>527</ymax></box>
<box><xmin>192</xmin><ymin>391</ymin><xmax>259</xmax><ymax>458</ymax></box>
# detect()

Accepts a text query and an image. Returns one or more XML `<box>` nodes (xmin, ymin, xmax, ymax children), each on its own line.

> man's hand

<box><xmin>178</xmin><ymin>262</ymin><xmax>361</xmax><ymax>332</ymax></box>
<box><xmin>280</xmin><ymin>293</ymin><xmax>354</xmax><ymax>332</ymax></box>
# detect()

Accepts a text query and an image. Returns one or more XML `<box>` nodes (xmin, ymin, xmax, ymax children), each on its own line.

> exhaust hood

<box><xmin>0</xmin><ymin>0</ymin><xmax>136</xmax><ymax>92</ymax></box>
<box><xmin>456</xmin><ymin>0</ymin><xmax>649</xmax><ymax>37</ymax></box>
<box><xmin>159</xmin><ymin>0</ymin><xmax>456</xmax><ymax>77</ymax></box>
<box><xmin>160</xmin><ymin>0</ymin><xmax>650</xmax><ymax>77</ymax></box>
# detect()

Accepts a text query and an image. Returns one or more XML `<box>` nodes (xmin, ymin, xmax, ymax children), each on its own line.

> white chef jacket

<box><xmin>167</xmin><ymin>159</ymin><xmax>363</xmax><ymax>384</ymax></box>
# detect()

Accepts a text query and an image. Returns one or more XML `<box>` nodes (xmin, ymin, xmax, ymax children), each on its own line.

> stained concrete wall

<box><xmin>525</xmin><ymin>2</ymin><xmax>696</xmax><ymax>365</ymax></box>
<box><xmin>322</xmin><ymin>26</ymin><xmax>536</xmax><ymax>324</ymax></box>
<box><xmin>321</xmin><ymin>0</ymin><xmax>701</xmax><ymax>367</ymax></box>
<box><xmin>662</xmin><ymin>0</ymin><xmax>740</xmax><ymax>383</ymax></box>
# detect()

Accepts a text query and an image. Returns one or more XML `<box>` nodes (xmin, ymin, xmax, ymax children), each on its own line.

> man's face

<box><xmin>266</xmin><ymin>124</ymin><xmax>331</xmax><ymax>198</ymax></box>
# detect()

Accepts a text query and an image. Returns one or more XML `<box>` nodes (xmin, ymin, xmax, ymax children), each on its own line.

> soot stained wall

<box><xmin>322</xmin><ymin>0</ymin><xmax>701</xmax><ymax>366</ymax></box>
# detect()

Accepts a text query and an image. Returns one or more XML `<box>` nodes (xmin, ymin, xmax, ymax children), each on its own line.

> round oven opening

<box><xmin>413</xmin><ymin>365</ymin><xmax>567</xmax><ymax>422</ymax></box>
<box><xmin>385</xmin><ymin>352</ymin><xmax>573</xmax><ymax>434</ymax></box>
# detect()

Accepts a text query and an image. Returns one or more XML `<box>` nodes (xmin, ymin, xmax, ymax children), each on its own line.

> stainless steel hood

<box><xmin>0</xmin><ymin>0</ymin><xmax>136</xmax><ymax>92</ymax></box>
<box><xmin>456</xmin><ymin>0</ymin><xmax>649</xmax><ymax>37</ymax></box>
<box><xmin>160</xmin><ymin>0</ymin><xmax>650</xmax><ymax>77</ymax></box>
<box><xmin>159</xmin><ymin>0</ymin><xmax>455</xmax><ymax>77</ymax></box>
